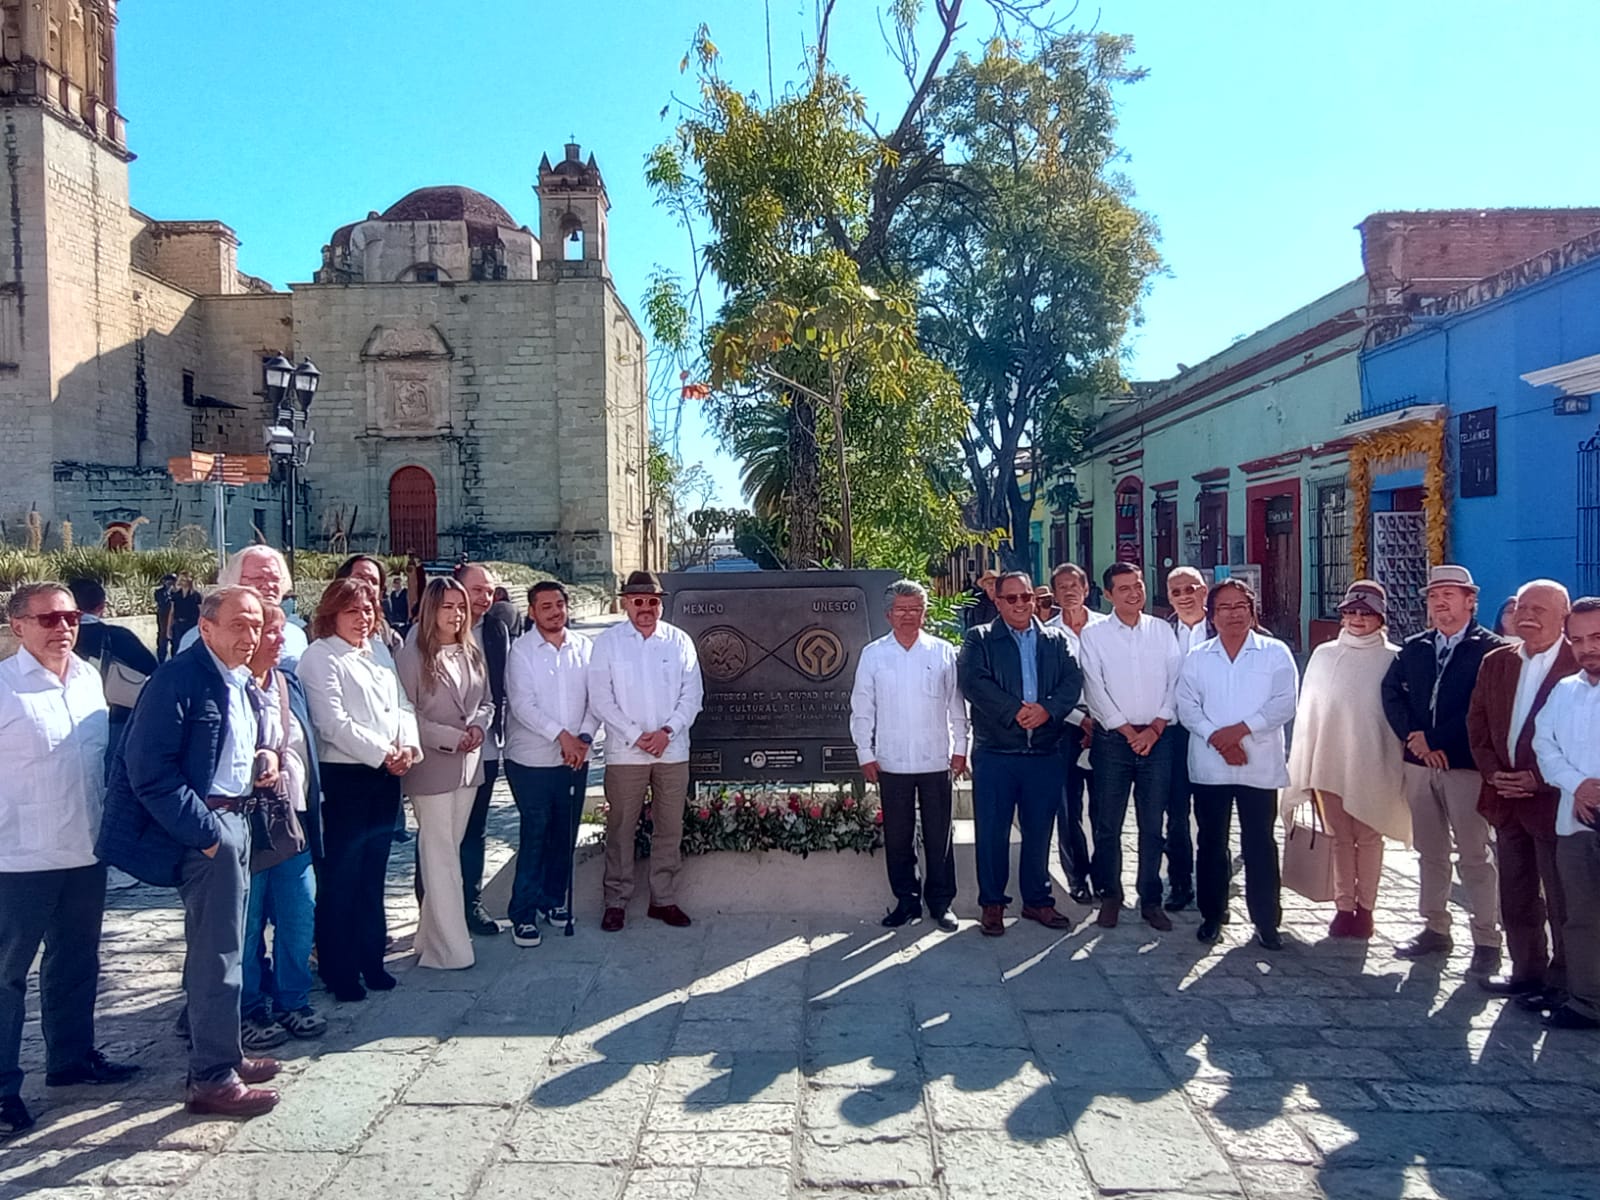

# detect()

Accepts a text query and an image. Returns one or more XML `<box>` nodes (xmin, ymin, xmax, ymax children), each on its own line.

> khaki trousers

<box><xmin>1557</xmin><ymin>831</ymin><xmax>1600</xmax><ymax>1020</ymax></box>
<box><xmin>603</xmin><ymin>760</ymin><xmax>691</xmax><ymax>909</ymax></box>
<box><xmin>1404</xmin><ymin>763</ymin><xmax>1500</xmax><ymax>946</ymax></box>
<box><xmin>1320</xmin><ymin>791</ymin><xmax>1384</xmax><ymax>913</ymax></box>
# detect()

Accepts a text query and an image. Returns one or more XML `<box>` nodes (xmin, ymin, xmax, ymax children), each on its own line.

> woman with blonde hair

<box><xmin>1285</xmin><ymin>580</ymin><xmax>1408</xmax><ymax>939</ymax></box>
<box><xmin>394</xmin><ymin>578</ymin><xmax>493</xmax><ymax>969</ymax></box>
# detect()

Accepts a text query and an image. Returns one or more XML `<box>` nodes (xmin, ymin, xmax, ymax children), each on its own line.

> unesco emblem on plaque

<box><xmin>793</xmin><ymin>627</ymin><xmax>845</xmax><ymax>681</ymax></box>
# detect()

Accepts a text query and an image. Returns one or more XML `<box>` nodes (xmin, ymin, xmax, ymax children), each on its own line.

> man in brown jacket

<box><xmin>1468</xmin><ymin>580</ymin><xmax>1579</xmax><ymax>1010</ymax></box>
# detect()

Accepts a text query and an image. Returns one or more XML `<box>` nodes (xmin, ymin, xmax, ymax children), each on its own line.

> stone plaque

<box><xmin>662</xmin><ymin>570</ymin><xmax>899</xmax><ymax>783</ymax></box>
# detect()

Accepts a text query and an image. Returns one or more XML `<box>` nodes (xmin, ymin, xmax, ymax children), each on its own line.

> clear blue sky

<box><xmin>120</xmin><ymin>1</ymin><xmax>1600</xmax><ymax>505</ymax></box>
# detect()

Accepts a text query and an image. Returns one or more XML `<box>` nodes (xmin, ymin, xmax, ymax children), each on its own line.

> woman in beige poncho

<box><xmin>1286</xmin><ymin>580</ymin><xmax>1409</xmax><ymax>938</ymax></box>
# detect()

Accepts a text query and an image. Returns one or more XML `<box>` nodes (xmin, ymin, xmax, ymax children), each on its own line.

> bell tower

<box><xmin>537</xmin><ymin>140</ymin><xmax>610</xmax><ymax>280</ymax></box>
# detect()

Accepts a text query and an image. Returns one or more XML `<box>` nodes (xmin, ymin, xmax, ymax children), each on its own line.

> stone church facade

<box><xmin>0</xmin><ymin>0</ymin><xmax>649</xmax><ymax>584</ymax></box>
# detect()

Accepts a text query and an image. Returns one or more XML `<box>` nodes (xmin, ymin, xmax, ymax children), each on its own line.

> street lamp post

<box><xmin>263</xmin><ymin>354</ymin><xmax>319</xmax><ymax>579</ymax></box>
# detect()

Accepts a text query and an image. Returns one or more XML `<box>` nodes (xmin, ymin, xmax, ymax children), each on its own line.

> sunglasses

<box><xmin>21</xmin><ymin>610</ymin><xmax>81</xmax><ymax>629</ymax></box>
<box><xmin>997</xmin><ymin>593</ymin><xmax>1034</xmax><ymax>604</ymax></box>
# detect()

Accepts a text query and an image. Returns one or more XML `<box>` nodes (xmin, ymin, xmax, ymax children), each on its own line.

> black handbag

<box><xmin>249</xmin><ymin>672</ymin><xmax>308</xmax><ymax>874</ymax></box>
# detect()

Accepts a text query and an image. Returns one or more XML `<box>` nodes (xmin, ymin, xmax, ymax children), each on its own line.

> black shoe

<box><xmin>1518</xmin><ymin>987</ymin><xmax>1566</xmax><ymax>1013</ymax></box>
<box><xmin>467</xmin><ymin>904</ymin><xmax>501</xmax><ymax>936</ymax></box>
<box><xmin>1067</xmin><ymin>884</ymin><xmax>1093</xmax><ymax>907</ymax></box>
<box><xmin>363</xmin><ymin>969</ymin><xmax>398</xmax><ymax>992</ymax></box>
<box><xmin>45</xmin><ymin>1048</ymin><xmax>140</xmax><ymax>1087</ymax></box>
<box><xmin>392</xmin><ymin>829</ymin><xmax>412</xmax><ymax>844</ymax></box>
<box><xmin>881</xmin><ymin>903</ymin><xmax>922</xmax><ymax>928</ymax></box>
<box><xmin>1479</xmin><ymin>974</ymin><xmax>1542</xmax><ymax>996</ymax></box>
<box><xmin>1395</xmin><ymin>929</ymin><xmax>1453</xmax><ymax>960</ymax></box>
<box><xmin>1467</xmin><ymin>945</ymin><xmax>1503</xmax><ymax>977</ymax></box>
<box><xmin>329</xmin><ymin>980</ymin><xmax>367</xmax><ymax>1003</ymax></box>
<box><xmin>512</xmin><ymin>921</ymin><xmax>542</xmax><ymax>947</ymax></box>
<box><xmin>0</xmin><ymin>1095</ymin><xmax>33</xmax><ymax>1137</ymax></box>
<box><xmin>1197</xmin><ymin>920</ymin><xmax>1224</xmax><ymax>944</ymax></box>
<box><xmin>1164</xmin><ymin>889</ymin><xmax>1194</xmax><ymax>913</ymax></box>
<box><xmin>1255</xmin><ymin>927</ymin><xmax>1285</xmax><ymax>952</ymax></box>
<box><xmin>930</xmin><ymin>910</ymin><xmax>959</xmax><ymax>933</ymax></box>
<box><xmin>1543</xmin><ymin>1004</ymin><xmax>1600</xmax><ymax>1030</ymax></box>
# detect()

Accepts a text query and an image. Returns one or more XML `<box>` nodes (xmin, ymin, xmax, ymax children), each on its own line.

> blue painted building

<box><xmin>1357</xmin><ymin>227</ymin><xmax>1600</xmax><ymax>610</ymax></box>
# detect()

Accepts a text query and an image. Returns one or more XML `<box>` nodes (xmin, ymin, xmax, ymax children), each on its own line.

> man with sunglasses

<box><xmin>958</xmin><ymin>570</ymin><xmax>1082</xmax><ymax>937</ymax></box>
<box><xmin>590</xmin><ymin>570</ymin><xmax>704</xmax><ymax>932</ymax></box>
<box><xmin>0</xmin><ymin>583</ymin><xmax>137</xmax><ymax>1137</ymax></box>
<box><xmin>1160</xmin><ymin>566</ymin><xmax>1213</xmax><ymax>913</ymax></box>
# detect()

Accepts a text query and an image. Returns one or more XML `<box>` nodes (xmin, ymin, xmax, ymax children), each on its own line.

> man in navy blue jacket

<box><xmin>98</xmin><ymin>585</ymin><xmax>283</xmax><ymax>1119</ymax></box>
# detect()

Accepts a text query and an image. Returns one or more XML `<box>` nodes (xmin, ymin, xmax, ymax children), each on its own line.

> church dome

<box><xmin>379</xmin><ymin>186</ymin><xmax>518</xmax><ymax>227</ymax></box>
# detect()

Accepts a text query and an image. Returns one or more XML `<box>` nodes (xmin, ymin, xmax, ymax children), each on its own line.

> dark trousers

<box><xmin>316</xmin><ymin>763</ymin><xmax>400</xmax><ymax>990</ymax></box>
<box><xmin>505</xmin><ymin>759</ymin><xmax>589</xmax><ymax>925</ymax></box>
<box><xmin>1055</xmin><ymin>743</ymin><xmax>1094</xmax><ymax>890</ymax></box>
<box><xmin>1088</xmin><ymin>730</ymin><xmax>1174</xmax><ymax>906</ymax></box>
<box><xmin>1193</xmin><ymin>784</ymin><xmax>1281</xmax><ymax>932</ymax></box>
<box><xmin>1558</xmin><ymin>832</ymin><xmax>1600</xmax><ymax>1021</ymax></box>
<box><xmin>0</xmin><ymin>864</ymin><xmax>106</xmax><ymax>1098</ymax></box>
<box><xmin>1164</xmin><ymin>725</ymin><xmax>1196</xmax><ymax>899</ymax></box>
<box><xmin>178</xmin><ymin>811</ymin><xmax>250</xmax><ymax>1083</ymax></box>
<box><xmin>1496</xmin><ymin>806</ymin><xmax>1567</xmax><ymax>989</ymax></box>
<box><xmin>879</xmin><ymin>770</ymin><xmax>956</xmax><ymax>914</ymax></box>
<box><xmin>443</xmin><ymin>757</ymin><xmax>499</xmax><ymax>909</ymax></box>
<box><xmin>971</xmin><ymin>748</ymin><xmax>1061</xmax><ymax>909</ymax></box>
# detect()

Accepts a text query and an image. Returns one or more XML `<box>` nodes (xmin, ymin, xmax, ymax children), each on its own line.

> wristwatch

<box><xmin>578</xmin><ymin>733</ymin><xmax>593</xmax><ymax>745</ymax></box>
<box><xmin>662</xmin><ymin>725</ymin><xmax>674</xmax><ymax>736</ymax></box>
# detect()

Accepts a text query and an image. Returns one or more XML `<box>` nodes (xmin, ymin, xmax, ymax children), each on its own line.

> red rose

<box><xmin>873</xmin><ymin>809</ymin><xmax>884</xmax><ymax>825</ymax></box>
<box><xmin>756</xmin><ymin>804</ymin><xmax>769</xmax><ymax>817</ymax></box>
<box><xmin>696</xmin><ymin>807</ymin><xmax>711</xmax><ymax>821</ymax></box>
<box><xmin>842</xmin><ymin>796</ymin><xmax>856</xmax><ymax>810</ymax></box>
<box><xmin>808</xmin><ymin>804</ymin><xmax>824</xmax><ymax>819</ymax></box>
<box><xmin>788</xmin><ymin>797</ymin><xmax>801</xmax><ymax>812</ymax></box>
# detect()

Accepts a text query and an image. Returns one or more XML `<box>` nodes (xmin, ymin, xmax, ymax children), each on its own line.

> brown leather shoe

<box><xmin>647</xmin><ymin>903</ymin><xmax>692</xmax><ymax>928</ymax></box>
<box><xmin>186</xmin><ymin>1078</ymin><xmax>279</xmax><ymax>1118</ymax></box>
<box><xmin>1096</xmin><ymin>898</ymin><xmax>1120</xmax><ymax>928</ymax></box>
<box><xmin>1020</xmin><ymin>905</ymin><xmax>1073</xmax><ymax>931</ymax></box>
<box><xmin>1142</xmin><ymin>904</ymin><xmax>1173</xmax><ymax>932</ymax></box>
<box><xmin>600</xmin><ymin>907</ymin><xmax>626</xmax><ymax>932</ymax></box>
<box><xmin>236</xmin><ymin>1057</ymin><xmax>281</xmax><ymax>1085</ymax></box>
<box><xmin>980</xmin><ymin>905</ymin><xmax>1006</xmax><ymax>936</ymax></box>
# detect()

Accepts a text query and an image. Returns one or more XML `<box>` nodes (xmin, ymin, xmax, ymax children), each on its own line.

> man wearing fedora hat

<box><xmin>588</xmin><ymin>570</ymin><xmax>703</xmax><ymax>932</ymax></box>
<box><xmin>1382</xmin><ymin>564</ymin><xmax>1507</xmax><ymax>973</ymax></box>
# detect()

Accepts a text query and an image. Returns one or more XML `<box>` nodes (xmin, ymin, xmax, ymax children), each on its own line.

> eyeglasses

<box><xmin>997</xmin><ymin>593</ymin><xmax>1033</xmax><ymax>604</ymax></box>
<box><xmin>1170</xmin><ymin>585</ymin><xmax>1205</xmax><ymax>596</ymax></box>
<box><xmin>21</xmin><ymin>610</ymin><xmax>81</xmax><ymax>629</ymax></box>
<box><xmin>1213</xmin><ymin>602</ymin><xmax>1253</xmax><ymax>615</ymax></box>
<box><xmin>628</xmin><ymin>597</ymin><xmax>662</xmax><ymax>609</ymax></box>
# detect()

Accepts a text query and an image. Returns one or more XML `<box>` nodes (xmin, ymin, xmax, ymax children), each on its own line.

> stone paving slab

<box><xmin>7</xmin><ymin>788</ymin><xmax>1600</xmax><ymax>1198</ymax></box>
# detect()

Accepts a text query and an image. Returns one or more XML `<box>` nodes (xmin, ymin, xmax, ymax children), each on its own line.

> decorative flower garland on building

<box><xmin>1349</xmin><ymin>419</ymin><xmax>1448</xmax><ymax>576</ymax></box>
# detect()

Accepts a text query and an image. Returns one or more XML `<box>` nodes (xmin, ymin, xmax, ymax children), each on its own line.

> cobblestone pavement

<box><xmin>6</xmin><ymin>787</ymin><xmax>1600</xmax><ymax>1200</ymax></box>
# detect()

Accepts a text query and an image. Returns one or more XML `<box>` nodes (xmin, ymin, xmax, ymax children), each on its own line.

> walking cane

<box><xmin>564</xmin><ymin>774</ymin><xmax>578</xmax><ymax>937</ymax></box>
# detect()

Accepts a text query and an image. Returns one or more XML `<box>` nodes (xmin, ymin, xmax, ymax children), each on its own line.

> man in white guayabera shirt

<box><xmin>1533</xmin><ymin>597</ymin><xmax>1600</xmax><ymax>1031</ymax></box>
<box><xmin>0</xmin><ymin>583</ymin><xmax>136</xmax><ymax>1138</ymax></box>
<box><xmin>850</xmin><ymin>579</ymin><xmax>968</xmax><ymax>932</ymax></box>
<box><xmin>590</xmin><ymin>571</ymin><xmax>704</xmax><ymax>933</ymax></box>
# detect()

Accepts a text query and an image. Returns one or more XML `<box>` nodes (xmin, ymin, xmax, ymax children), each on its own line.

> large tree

<box><xmin>894</xmin><ymin>35</ymin><xmax>1160</xmax><ymax>568</ymax></box>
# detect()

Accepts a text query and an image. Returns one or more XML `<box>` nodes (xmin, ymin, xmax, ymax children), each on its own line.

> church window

<box><xmin>412</xmin><ymin>265</ymin><xmax>439</xmax><ymax>283</ymax></box>
<box><xmin>182</xmin><ymin>370</ymin><xmax>195</xmax><ymax>405</ymax></box>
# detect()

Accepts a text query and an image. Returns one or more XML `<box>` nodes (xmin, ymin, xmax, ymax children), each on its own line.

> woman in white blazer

<box><xmin>395</xmin><ymin>578</ymin><xmax>493</xmax><ymax>971</ymax></box>
<box><xmin>297</xmin><ymin>577</ymin><xmax>421</xmax><ymax>1002</ymax></box>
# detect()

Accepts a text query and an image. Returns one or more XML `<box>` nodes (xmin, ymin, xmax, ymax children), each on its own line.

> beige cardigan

<box><xmin>394</xmin><ymin>639</ymin><xmax>494</xmax><ymax>797</ymax></box>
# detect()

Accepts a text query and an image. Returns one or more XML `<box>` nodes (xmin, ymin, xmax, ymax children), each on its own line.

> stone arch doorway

<box><xmin>389</xmin><ymin>466</ymin><xmax>437</xmax><ymax>558</ymax></box>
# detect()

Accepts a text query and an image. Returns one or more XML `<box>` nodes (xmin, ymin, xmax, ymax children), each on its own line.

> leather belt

<box><xmin>205</xmin><ymin>795</ymin><xmax>246</xmax><ymax>812</ymax></box>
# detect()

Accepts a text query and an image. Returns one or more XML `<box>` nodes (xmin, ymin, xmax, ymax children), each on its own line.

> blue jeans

<box><xmin>1089</xmin><ymin>729</ymin><xmax>1174</xmax><ymax>907</ymax></box>
<box><xmin>505</xmin><ymin>759</ymin><xmax>589</xmax><ymax>926</ymax></box>
<box><xmin>971</xmin><ymin>748</ymin><xmax>1062</xmax><ymax>909</ymax></box>
<box><xmin>243</xmin><ymin>850</ymin><xmax>316</xmax><ymax>1016</ymax></box>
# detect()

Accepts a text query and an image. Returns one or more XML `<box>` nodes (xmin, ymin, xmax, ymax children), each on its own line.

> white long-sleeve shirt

<box><xmin>588</xmin><ymin>620</ymin><xmax>704</xmax><ymax>766</ymax></box>
<box><xmin>504</xmin><ymin>629</ymin><xmax>599</xmax><ymax>768</ymax></box>
<box><xmin>1077</xmin><ymin>612</ymin><xmax>1181</xmax><ymax>729</ymax></box>
<box><xmin>0</xmin><ymin>648</ymin><xmax>109</xmax><ymax>871</ymax></box>
<box><xmin>296</xmin><ymin>635</ymin><xmax>421</xmax><ymax>768</ymax></box>
<box><xmin>1533</xmin><ymin>671</ymin><xmax>1600</xmax><ymax>837</ymax></box>
<box><xmin>1046</xmin><ymin>609</ymin><xmax>1105</xmax><ymax>728</ymax></box>
<box><xmin>849</xmin><ymin>631</ymin><xmax>968</xmax><ymax>775</ymax></box>
<box><xmin>1176</xmin><ymin>631</ymin><xmax>1300</xmax><ymax>789</ymax></box>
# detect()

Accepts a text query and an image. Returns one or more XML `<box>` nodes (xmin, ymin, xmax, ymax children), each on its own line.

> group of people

<box><xmin>9</xmin><ymin>545</ymin><xmax>1600</xmax><ymax>1138</ymax></box>
<box><xmin>848</xmin><ymin>561</ymin><xmax>1600</xmax><ymax>1031</ymax></box>
<box><xmin>0</xmin><ymin>553</ymin><xmax>701</xmax><ymax>1132</ymax></box>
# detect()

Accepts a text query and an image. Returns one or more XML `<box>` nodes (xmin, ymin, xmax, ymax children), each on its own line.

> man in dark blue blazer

<box><xmin>98</xmin><ymin>585</ymin><xmax>283</xmax><ymax>1120</ymax></box>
